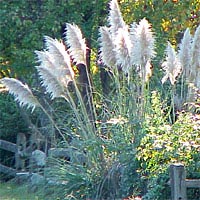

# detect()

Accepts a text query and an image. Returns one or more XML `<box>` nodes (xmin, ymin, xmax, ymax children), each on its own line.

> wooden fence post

<box><xmin>170</xmin><ymin>163</ymin><xmax>187</xmax><ymax>200</ymax></box>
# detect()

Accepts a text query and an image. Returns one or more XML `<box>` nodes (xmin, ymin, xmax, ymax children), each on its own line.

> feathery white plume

<box><xmin>0</xmin><ymin>78</ymin><xmax>39</xmax><ymax>111</ymax></box>
<box><xmin>99</xmin><ymin>26</ymin><xmax>117</xmax><ymax>69</ymax></box>
<box><xmin>35</xmin><ymin>50</ymin><xmax>74</xmax><ymax>81</ymax></box>
<box><xmin>35</xmin><ymin>36</ymin><xmax>74</xmax><ymax>99</ymax></box>
<box><xmin>191</xmin><ymin>25</ymin><xmax>200</xmax><ymax>69</ymax></box>
<box><xmin>115</xmin><ymin>28</ymin><xmax>132</xmax><ymax>74</ymax></box>
<box><xmin>162</xmin><ymin>42</ymin><xmax>182</xmax><ymax>85</ymax></box>
<box><xmin>130</xmin><ymin>18</ymin><xmax>156</xmax><ymax>66</ymax></box>
<box><xmin>36</xmin><ymin>66</ymin><xmax>65</xmax><ymax>99</ymax></box>
<box><xmin>108</xmin><ymin>0</ymin><xmax>127</xmax><ymax>37</ymax></box>
<box><xmin>35</xmin><ymin>50</ymin><xmax>54</xmax><ymax>69</ymax></box>
<box><xmin>44</xmin><ymin>36</ymin><xmax>71</xmax><ymax>70</ymax></box>
<box><xmin>65</xmin><ymin>23</ymin><xmax>87</xmax><ymax>65</ymax></box>
<box><xmin>178</xmin><ymin>28</ymin><xmax>192</xmax><ymax>78</ymax></box>
<box><xmin>191</xmin><ymin>25</ymin><xmax>200</xmax><ymax>88</ymax></box>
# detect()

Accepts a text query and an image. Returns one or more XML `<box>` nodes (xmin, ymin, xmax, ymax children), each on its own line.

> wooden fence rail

<box><xmin>169</xmin><ymin>163</ymin><xmax>200</xmax><ymax>200</ymax></box>
<box><xmin>0</xmin><ymin>139</ymin><xmax>17</xmax><ymax>153</ymax></box>
<box><xmin>0</xmin><ymin>163</ymin><xmax>17</xmax><ymax>176</ymax></box>
<box><xmin>0</xmin><ymin>139</ymin><xmax>18</xmax><ymax>176</ymax></box>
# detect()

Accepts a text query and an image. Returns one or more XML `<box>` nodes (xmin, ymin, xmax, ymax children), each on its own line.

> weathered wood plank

<box><xmin>186</xmin><ymin>179</ymin><xmax>200</xmax><ymax>188</ymax></box>
<box><xmin>170</xmin><ymin>163</ymin><xmax>187</xmax><ymax>200</ymax></box>
<box><xmin>0</xmin><ymin>163</ymin><xmax>17</xmax><ymax>176</ymax></box>
<box><xmin>0</xmin><ymin>139</ymin><xmax>17</xmax><ymax>153</ymax></box>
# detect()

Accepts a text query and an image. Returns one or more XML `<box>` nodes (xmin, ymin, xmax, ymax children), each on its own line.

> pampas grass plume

<box><xmin>35</xmin><ymin>49</ymin><xmax>74</xmax><ymax>83</ymax></box>
<box><xmin>99</xmin><ymin>26</ymin><xmax>117</xmax><ymax>69</ymax></box>
<box><xmin>108</xmin><ymin>0</ymin><xmax>127</xmax><ymax>37</ymax></box>
<box><xmin>162</xmin><ymin>42</ymin><xmax>182</xmax><ymax>85</ymax></box>
<box><xmin>191</xmin><ymin>25</ymin><xmax>200</xmax><ymax>70</ymax></box>
<box><xmin>65</xmin><ymin>23</ymin><xmax>87</xmax><ymax>65</ymax></box>
<box><xmin>115</xmin><ymin>28</ymin><xmax>132</xmax><ymax>74</ymax></box>
<box><xmin>35</xmin><ymin>50</ymin><xmax>54</xmax><ymax>69</ymax></box>
<box><xmin>178</xmin><ymin>28</ymin><xmax>192</xmax><ymax>78</ymax></box>
<box><xmin>36</xmin><ymin>66</ymin><xmax>66</xmax><ymax>99</ymax></box>
<box><xmin>44</xmin><ymin>36</ymin><xmax>71</xmax><ymax>69</ymax></box>
<box><xmin>130</xmin><ymin>18</ymin><xmax>156</xmax><ymax>66</ymax></box>
<box><xmin>35</xmin><ymin>36</ymin><xmax>74</xmax><ymax>99</ymax></box>
<box><xmin>191</xmin><ymin>25</ymin><xmax>200</xmax><ymax>88</ymax></box>
<box><xmin>0</xmin><ymin>78</ymin><xmax>39</xmax><ymax>111</ymax></box>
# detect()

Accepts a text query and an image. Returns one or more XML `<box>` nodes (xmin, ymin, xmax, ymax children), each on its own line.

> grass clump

<box><xmin>0</xmin><ymin>0</ymin><xmax>199</xmax><ymax>199</ymax></box>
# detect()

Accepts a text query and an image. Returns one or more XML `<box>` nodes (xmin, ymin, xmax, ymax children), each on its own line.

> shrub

<box><xmin>137</xmin><ymin>91</ymin><xmax>200</xmax><ymax>199</ymax></box>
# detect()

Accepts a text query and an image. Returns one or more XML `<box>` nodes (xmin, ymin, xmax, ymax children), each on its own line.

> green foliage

<box><xmin>137</xmin><ymin>91</ymin><xmax>200</xmax><ymax>199</ymax></box>
<box><xmin>0</xmin><ymin>94</ymin><xmax>26</xmax><ymax>139</ymax></box>
<box><xmin>0</xmin><ymin>93</ymin><xmax>29</xmax><ymax>172</ymax></box>
<box><xmin>0</xmin><ymin>0</ymin><xmax>108</xmax><ymax>78</ymax></box>
<box><xmin>0</xmin><ymin>182</ymin><xmax>43</xmax><ymax>200</ymax></box>
<box><xmin>119</xmin><ymin>0</ymin><xmax>199</xmax><ymax>39</ymax></box>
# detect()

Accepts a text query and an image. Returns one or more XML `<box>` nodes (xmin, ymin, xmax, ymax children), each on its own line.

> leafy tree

<box><xmin>119</xmin><ymin>0</ymin><xmax>199</xmax><ymax>40</ymax></box>
<box><xmin>0</xmin><ymin>0</ymin><xmax>108</xmax><ymax>79</ymax></box>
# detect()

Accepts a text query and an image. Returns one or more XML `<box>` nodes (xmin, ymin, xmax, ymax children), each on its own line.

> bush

<box><xmin>137</xmin><ymin>91</ymin><xmax>200</xmax><ymax>199</ymax></box>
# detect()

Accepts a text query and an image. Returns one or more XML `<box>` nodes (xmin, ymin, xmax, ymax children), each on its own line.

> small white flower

<box><xmin>162</xmin><ymin>42</ymin><xmax>182</xmax><ymax>85</ymax></box>
<box><xmin>0</xmin><ymin>78</ymin><xmax>39</xmax><ymax>111</ymax></box>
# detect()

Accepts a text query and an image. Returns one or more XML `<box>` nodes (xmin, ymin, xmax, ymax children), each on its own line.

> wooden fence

<box><xmin>169</xmin><ymin>163</ymin><xmax>200</xmax><ymax>200</ymax></box>
<box><xmin>0</xmin><ymin>139</ymin><xmax>18</xmax><ymax>176</ymax></box>
<box><xmin>1</xmin><ymin>140</ymin><xmax>200</xmax><ymax>200</ymax></box>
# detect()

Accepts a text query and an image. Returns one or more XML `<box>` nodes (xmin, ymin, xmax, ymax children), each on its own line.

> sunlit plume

<box><xmin>34</xmin><ymin>50</ymin><xmax>54</xmax><ymax>69</ymax></box>
<box><xmin>44</xmin><ymin>36</ymin><xmax>72</xmax><ymax>71</ymax></box>
<box><xmin>35</xmin><ymin>50</ymin><xmax>74</xmax><ymax>82</ymax></box>
<box><xmin>108</xmin><ymin>0</ymin><xmax>127</xmax><ymax>37</ymax></box>
<box><xmin>35</xmin><ymin>36</ymin><xmax>74</xmax><ymax>99</ymax></box>
<box><xmin>191</xmin><ymin>25</ymin><xmax>200</xmax><ymax>88</ymax></box>
<box><xmin>0</xmin><ymin>78</ymin><xmax>39</xmax><ymax>111</ymax></box>
<box><xmin>130</xmin><ymin>18</ymin><xmax>156</xmax><ymax>67</ymax></box>
<box><xmin>178</xmin><ymin>28</ymin><xmax>192</xmax><ymax>79</ymax></box>
<box><xmin>99</xmin><ymin>26</ymin><xmax>117</xmax><ymax>69</ymax></box>
<box><xmin>36</xmin><ymin>66</ymin><xmax>66</xmax><ymax>99</ymax></box>
<box><xmin>162</xmin><ymin>42</ymin><xmax>182</xmax><ymax>85</ymax></box>
<box><xmin>65</xmin><ymin>23</ymin><xmax>87</xmax><ymax>65</ymax></box>
<box><xmin>115</xmin><ymin>28</ymin><xmax>132</xmax><ymax>74</ymax></box>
